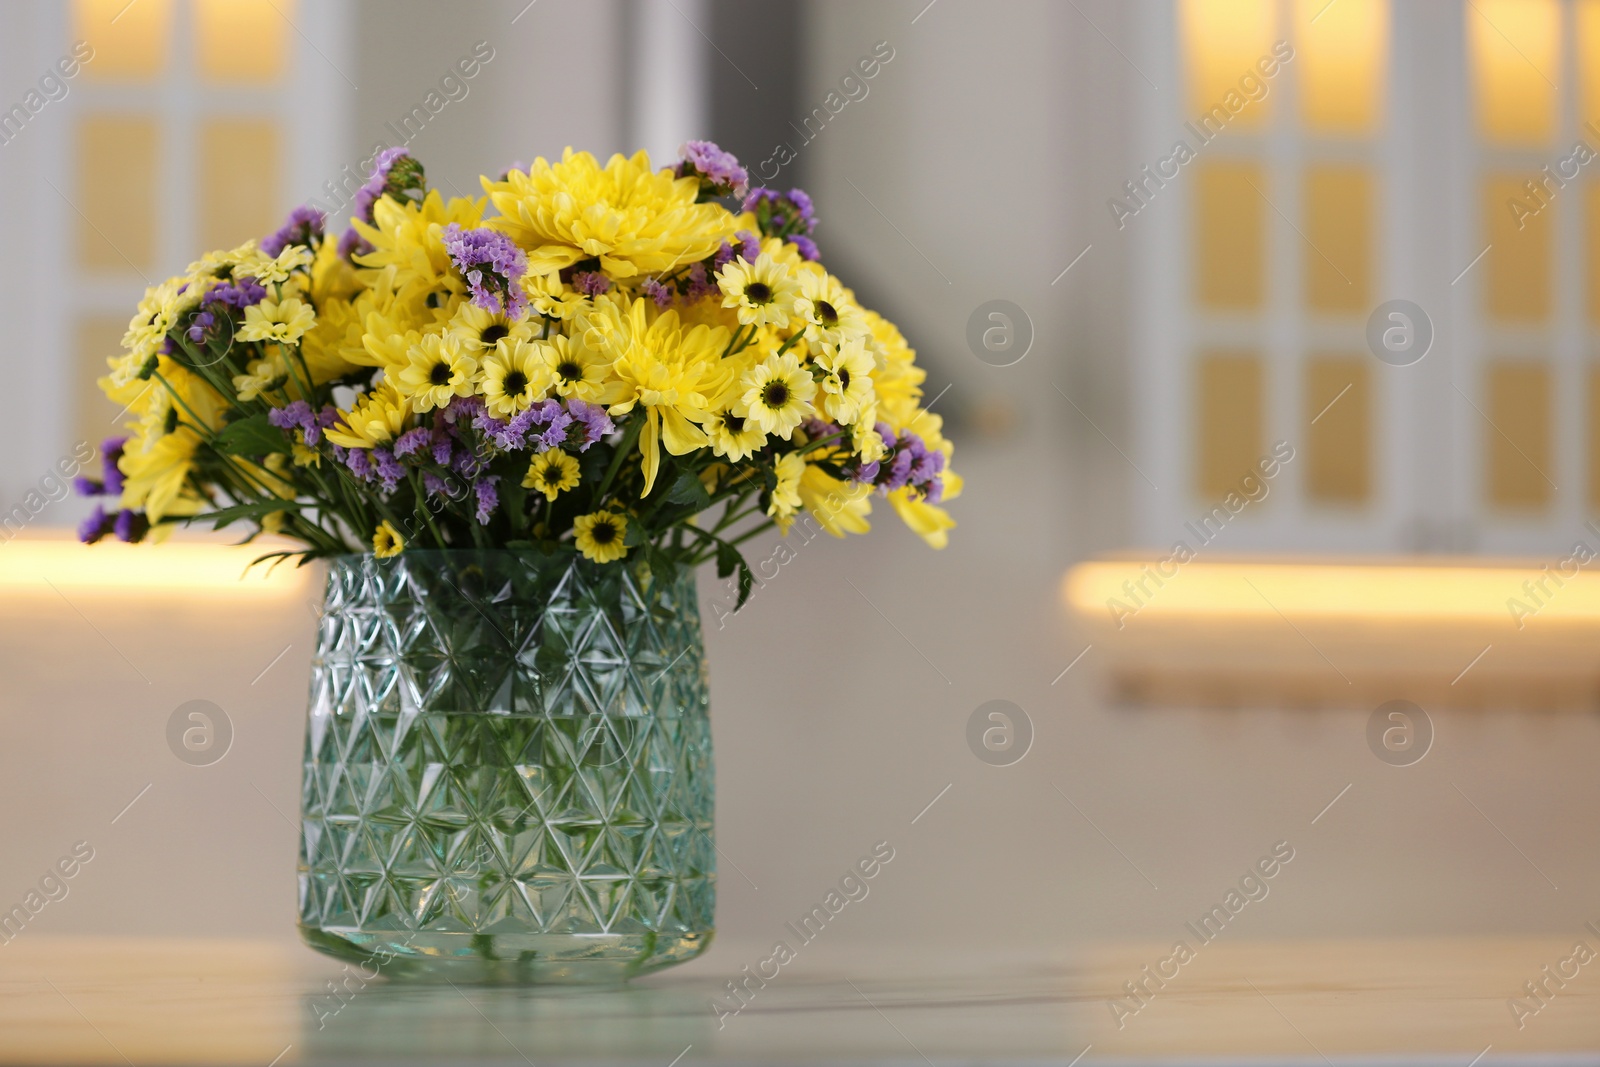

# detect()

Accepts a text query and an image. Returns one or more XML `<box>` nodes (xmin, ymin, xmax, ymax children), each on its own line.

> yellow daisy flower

<box><xmin>480</xmin><ymin>337</ymin><xmax>550</xmax><ymax>418</ymax></box>
<box><xmin>704</xmin><ymin>408</ymin><xmax>767</xmax><ymax>462</ymax></box>
<box><xmin>447</xmin><ymin>300</ymin><xmax>534</xmax><ymax>356</ymax></box>
<box><xmin>767</xmin><ymin>453</ymin><xmax>805</xmax><ymax>524</ymax></box>
<box><xmin>232</xmin><ymin>352</ymin><xmax>289</xmax><ymax>403</ymax></box>
<box><xmin>716</xmin><ymin>252</ymin><xmax>801</xmax><ymax>330</ymax></box>
<box><xmin>814</xmin><ymin>337</ymin><xmax>876</xmax><ymax>425</ymax></box>
<box><xmin>538</xmin><ymin>334</ymin><xmax>610</xmax><ymax>402</ymax></box>
<box><xmin>239</xmin><ymin>297</ymin><xmax>316</xmax><ymax>345</ymax></box>
<box><xmin>395</xmin><ymin>333</ymin><xmax>478</xmax><ymax>413</ymax></box>
<box><xmin>737</xmin><ymin>352</ymin><xmax>816</xmax><ymax>438</ymax></box>
<box><xmin>483</xmin><ymin>148</ymin><xmax>735</xmax><ymax>277</ymax></box>
<box><xmin>522</xmin><ymin>449</ymin><xmax>580</xmax><ymax>502</ymax></box>
<box><xmin>521</xmin><ymin>272</ymin><xmax>589</xmax><ymax>321</ymax></box>
<box><xmin>796</xmin><ymin>268</ymin><xmax>868</xmax><ymax>347</ymax></box>
<box><xmin>373</xmin><ymin>520</ymin><xmax>405</xmax><ymax>558</ymax></box>
<box><xmin>574</xmin><ymin>510</ymin><xmax>629</xmax><ymax>563</ymax></box>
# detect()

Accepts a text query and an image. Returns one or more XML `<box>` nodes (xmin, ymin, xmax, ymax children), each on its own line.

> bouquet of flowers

<box><xmin>78</xmin><ymin>141</ymin><xmax>958</xmax><ymax>603</ymax></box>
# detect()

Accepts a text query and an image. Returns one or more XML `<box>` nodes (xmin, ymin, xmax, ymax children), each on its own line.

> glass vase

<box><xmin>297</xmin><ymin>549</ymin><xmax>715</xmax><ymax>983</ymax></box>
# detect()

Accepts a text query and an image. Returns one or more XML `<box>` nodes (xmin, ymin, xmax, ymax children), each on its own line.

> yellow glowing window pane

<box><xmin>1305</xmin><ymin>354</ymin><xmax>1370</xmax><ymax>504</ymax></box>
<box><xmin>1303</xmin><ymin>165</ymin><xmax>1372</xmax><ymax>313</ymax></box>
<box><xmin>1485</xmin><ymin>173</ymin><xmax>1552</xmax><ymax>322</ymax></box>
<box><xmin>1486</xmin><ymin>361</ymin><xmax>1553</xmax><ymax>510</ymax></box>
<box><xmin>1195</xmin><ymin>160</ymin><xmax>1266</xmax><ymax>309</ymax></box>
<box><xmin>1469</xmin><ymin>0</ymin><xmax>1560</xmax><ymax>145</ymax></box>
<box><xmin>74</xmin><ymin>316</ymin><xmax>133</xmax><ymax>454</ymax></box>
<box><xmin>1293</xmin><ymin>0</ymin><xmax>1386</xmax><ymax>133</ymax></box>
<box><xmin>1181</xmin><ymin>0</ymin><xmax>1277</xmax><ymax>132</ymax></box>
<box><xmin>194</xmin><ymin>0</ymin><xmax>293</xmax><ymax>83</ymax></box>
<box><xmin>73</xmin><ymin>0</ymin><xmax>173</xmax><ymax>81</ymax></box>
<box><xmin>1197</xmin><ymin>350</ymin><xmax>1263</xmax><ymax>497</ymax></box>
<box><xmin>75</xmin><ymin>115</ymin><xmax>158</xmax><ymax>273</ymax></box>
<box><xmin>199</xmin><ymin>119</ymin><xmax>281</xmax><ymax>254</ymax></box>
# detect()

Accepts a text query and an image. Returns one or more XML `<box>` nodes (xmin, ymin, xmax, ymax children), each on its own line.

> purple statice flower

<box><xmin>565</xmin><ymin>399</ymin><xmax>614</xmax><ymax>450</ymax></box>
<box><xmin>802</xmin><ymin>417</ymin><xmax>841</xmax><ymax>441</ymax></box>
<box><xmin>113</xmin><ymin>508</ymin><xmax>145</xmax><ymax>542</ymax></box>
<box><xmin>922</xmin><ymin>477</ymin><xmax>945</xmax><ymax>504</ymax></box>
<box><xmin>186</xmin><ymin>310</ymin><xmax>215</xmax><ymax>343</ymax></box>
<box><xmin>849</xmin><ymin>460</ymin><xmax>881</xmax><ymax>484</ymax></box>
<box><xmin>675</xmin><ymin>140</ymin><xmax>749</xmax><ymax>198</ymax></box>
<box><xmin>74</xmin><ymin>476</ymin><xmax>102</xmax><ymax>497</ymax></box>
<box><xmin>338</xmin><ymin>228</ymin><xmax>373</xmax><ymax>260</ymax></box>
<box><xmin>343</xmin><ymin>447</ymin><xmax>374</xmax><ymax>482</ymax></box>
<box><xmin>268</xmin><ymin>401</ymin><xmax>311</xmax><ymax>432</ymax></box>
<box><xmin>353</xmin><ymin>146</ymin><xmax>415</xmax><ymax>224</ymax></box>
<box><xmin>442</xmin><ymin>224</ymin><xmax>529</xmax><ymax>319</ymax></box>
<box><xmin>443</xmin><ymin>395</ymin><xmax>485</xmax><ymax>425</ymax></box>
<box><xmin>307</xmin><ymin>406</ymin><xmax>338</xmax><ymax>447</ymax></box>
<box><xmin>526</xmin><ymin>399</ymin><xmax>573</xmax><ymax>452</ymax></box>
<box><xmin>713</xmin><ymin>229</ymin><xmax>762</xmax><ymax>271</ymax></box>
<box><xmin>451</xmin><ymin>448</ymin><xmax>486</xmax><ymax>479</ymax></box>
<box><xmin>743</xmin><ymin>187</ymin><xmax>817</xmax><ymax>240</ymax></box>
<box><xmin>474</xmin><ymin>476</ymin><xmax>500</xmax><ymax>525</ymax></box>
<box><xmin>792</xmin><ymin>234</ymin><xmax>820</xmax><ymax>261</ymax></box>
<box><xmin>881</xmin><ymin>447</ymin><xmax>915</xmax><ymax>492</ymax></box>
<box><xmin>641</xmin><ymin>277</ymin><xmax>673</xmax><ymax>307</ymax></box>
<box><xmin>572</xmin><ymin>271</ymin><xmax>611</xmax><ymax>297</ymax></box>
<box><xmin>393</xmin><ymin>426</ymin><xmax>432</xmax><ymax>458</ymax></box>
<box><xmin>261</xmin><ymin>205</ymin><xmax>326</xmax><ymax>257</ymax></box>
<box><xmin>78</xmin><ymin>506</ymin><xmax>112</xmax><ymax>544</ymax></box>
<box><xmin>101</xmin><ymin>438</ymin><xmax>127</xmax><ymax>495</ymax></box>
<box><xmin>684</xmin><ymin>262</ymin><xmax>717</xmax><ymax>302</ymax></box>
<box><xmin>210</xmin><ymin>276</ymin><xmax>267</xmax><ymax>309</ymax></box>
<box><xmin>432</xmin><ymin>431</ymin><xmax>456</xmax><ymax>467</ymax></box>
<box><xmin>372</xmin><ymin>447</ymin><xmax>404</xmax><ymax>492</ymax></box>
<box><xmin>875</xmin><ymin>422</ymin><xmax>897</xmax><ymax>450</ymax></box>
<box><xmin>422</xmin><ymin>471</ymin><xmax>449</xmax><ymax>496</ymax></box>
<box><xmin>911</xmin><ymin>448</ymin><xmax>945</xmax><ymax>485</ymax></box>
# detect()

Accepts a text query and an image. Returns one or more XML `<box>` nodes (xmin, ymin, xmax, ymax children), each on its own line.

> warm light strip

<box><xmin>1064</xmin><ymin>559</ymin><xmax>1600</xmax><ymax>626</ymax></box>
<box><xmin>0</xmin><ymin>537</ymin><xmax>310</xmax><ymax>597</ymax></box>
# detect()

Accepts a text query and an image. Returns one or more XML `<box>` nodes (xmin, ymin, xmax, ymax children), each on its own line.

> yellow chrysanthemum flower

<box><xmin>480</xmin><ymin>337</ymin><xmax>550</xmax><ymax>417</ymax></box>
<box><xmin>798</xmin><ymin>466</ymin><xmax>873</xmax><ymax>537</ymax></box>
<box><xmin>239</xmin><ymin>297</ymin><xmax>316</xmax><ymax>345</ymax></box>
<box><xmin>234</xmin><ymin>244</ymin><xmax>314</xmax><ymax>285</ymax></box>
<box><xmin>232</xmin><ymin>351</ymin><xmax>290</xmax><ymax>402</ymax></box>
<box><xmin>737</xmin><ymin>352</ymin><xmax>816</xmax><ymax>438</ymax></box>
<box><xmin>573</xmin><ymin>510</ymin><xmax>629</xmax><ymax>563</ymax></box>
<box><xmin>814</xmin><ymin>338</ymin><xmax>876</xmax><ymax>425</ymax></box>
<box><xmin>119</xmin><ymin>427</ymin><xmax>205</xmax><ymax>524</ymax></box>
<box><xmin>373</xmin><ymin>521</ymin><xmax>405</xmax><ymax>558</ymax></box>
<box><xmin>394</xmin><ymin>333</ymin><xmax>478</xmax><ymax>413</ymax></box>
<box><xmin>716</xmin><ymin>252</ymin><xmax>801</xmax><ymax>330</ymax></box>
<box><xmin>522</xmin><ymin>449</ymin><xmax>580</xmax><ymax>502</ymax></box>
<box><xmin>589</xmin><ymin>297</ymin><xmax>733</xmax><ymax>495</ymax></box>
<box><xmin>483</xmin><ymin>148</ymin><xmax>735</xmax><ymax>277</ymax></box>
<box><xmin>325</xmin><ymin>381</ymin><xmax>409</xmax><ymax>449</ymax></box>
<box><xmin>350</xmin><ymin>190</ymin><xmax>484</xmax><ymax>305</ymax></box>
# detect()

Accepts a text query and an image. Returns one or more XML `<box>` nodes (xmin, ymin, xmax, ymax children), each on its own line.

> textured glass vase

<box><xmin>297</xmin><ymin>549</ymin><xmax>714</xmax><ymax>983</ymax></box>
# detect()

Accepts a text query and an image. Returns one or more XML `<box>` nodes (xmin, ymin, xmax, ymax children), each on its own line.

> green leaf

<box><xmin>185</xmin><ymin>500</ymin><xmax>295</xmax><ymax>527</ymax></box>
<box><xmin>665</xmin><ymin>467</ymin><xmax>711</xmax><ymax>509</ymax></box>
<box><xmin>716</xmin><ymin>541</ymin><xmax>755</xmax><ymax>609</ymax></box>
<box><xmin>212</xmin><ymin>414</ymin><xmax>288</xmax><ymax>457</ymax></box>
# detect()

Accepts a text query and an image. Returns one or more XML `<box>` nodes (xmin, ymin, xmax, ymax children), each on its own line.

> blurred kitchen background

<box><xmin>1</xmin><ymin>0</ymin><xmax>1597</xmax><ymax>970</ymax></box>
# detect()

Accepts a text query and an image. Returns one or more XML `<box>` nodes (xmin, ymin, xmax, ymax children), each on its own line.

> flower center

<box><xmin>838</xmin><ymin>367</ymin><xmax>851</xmax><ymax>389</ymax></box>
<box><xmin>429</xmin><ymin>361</ymin><xmax>453</xmax><ymax>386</ymax></box>
<box><xmin>557</xmin><ymin>360</ymin><xmax>582</xmax><ymax>382</ymax></box>
<box><xmin>480</xmin><ymin>323</ymin><xmax>510</xmax><ymax>346</ymax></box>
<box><xmin>724</xmin><ymin>412</ymin><xmax>746</xmax><ymax>433</ymax></box>
<box><xmin>746</xmin><ymin>281</ymin><xmax>772</xmax><ymax>305</ymax></box>
<box><xmin>818</xmin><ymin>300</ymin><xmax>839</xmax><ymax>326</ymax></box>
<box><xmin>502</xmin><ymin>370</ymin><xmax>529</xmax><ymax>397</ymax></box>
<box><xmin>761</xmin><ymin>381</ymin><xmax>790</xmax><ymax>409</ymax></box>
<box><xmin>591</xmin><ymin>520</ymin><xmax>617</xmax><ymax>545</ymax></box>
